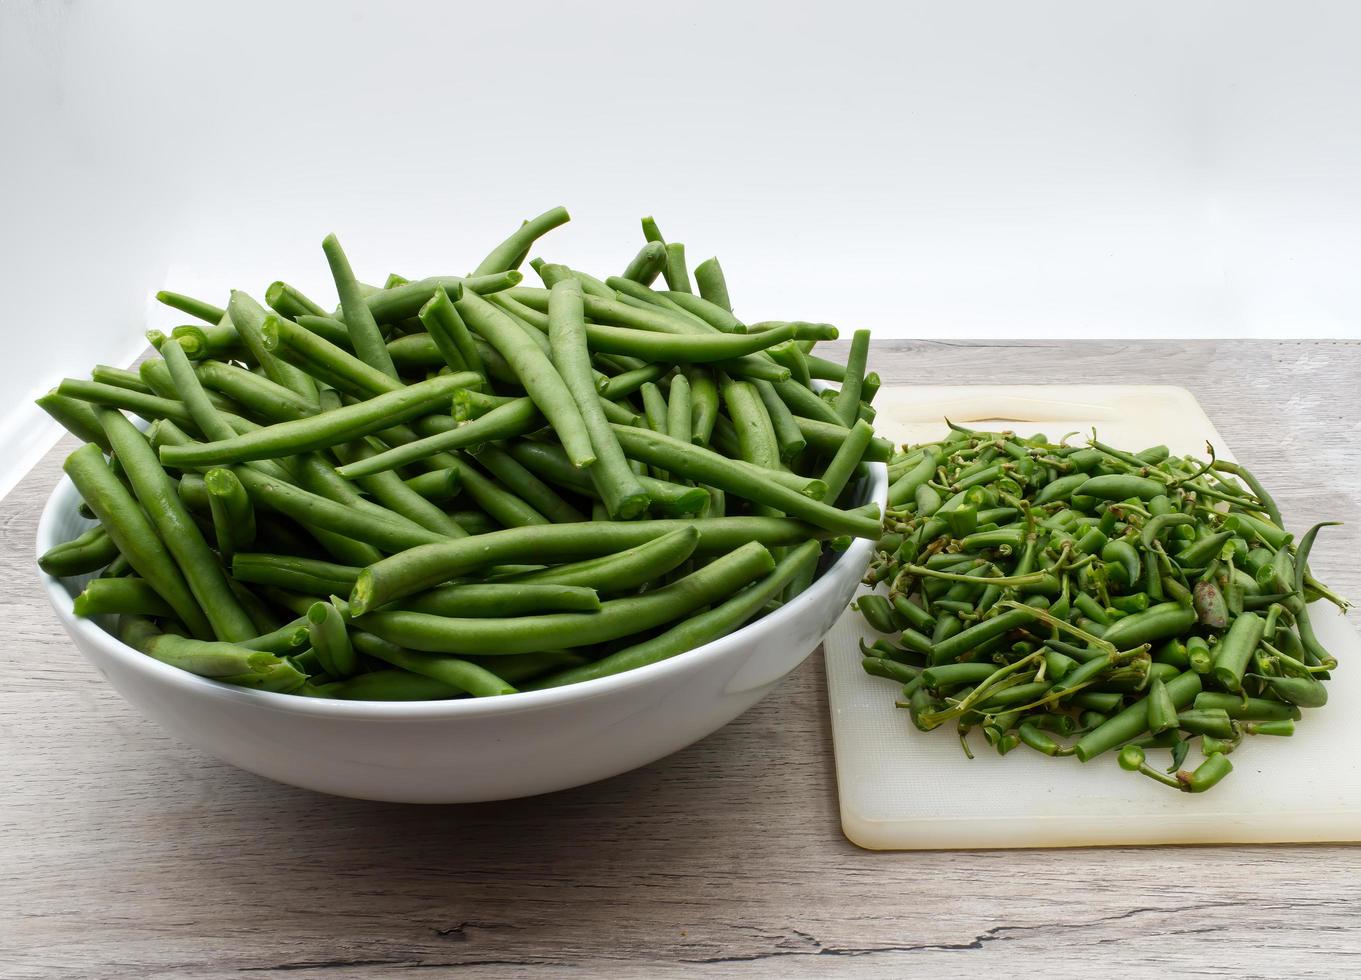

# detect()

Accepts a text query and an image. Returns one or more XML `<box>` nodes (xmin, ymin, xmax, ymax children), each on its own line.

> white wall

<box><xmin>3</xmin><ymin>0</ymin><xmax>1359</xmax><ymax>494</ymax></box>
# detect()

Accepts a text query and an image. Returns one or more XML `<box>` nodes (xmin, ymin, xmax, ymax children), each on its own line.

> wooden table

<box><xmin>4</xmin><ymin>341</ymin><xmax>1359</xmax><ymax>978</ymax></box>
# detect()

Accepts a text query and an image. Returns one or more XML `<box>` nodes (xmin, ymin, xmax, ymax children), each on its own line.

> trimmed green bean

<box><xmin>455</xmin><ymin>288</ymin><xmax>596</xmax><ymax>467</ymax></box>
<box><xmin>547</xmin><ymin>279</ymin><xmax>651</xmax><ymax>518</ymax></box>
<box><xmin>97</xmin><ymin>412</ymin><xmax>256</xmax><ymax>641</ymax></box>
<box><xmin>226</xmin><ymin>292</ymin><xmax>319</xmax><ymax>404</ymax></box>
<box><xmin>536</xmin><ymin>539</ymin><xmax>820</xmax><ymax>687</ymax></box>
<box><xmin>609</xmin><ymin>426</ymin><xmax>878</xmax><ymax>537</ymax></box>
<box><xmin>39</xmin><ymin>524</ymin><xmax>120</xmax><ymax>577</ymax></box>
<box><xmin>159</xmin><ymin>373</ymin><xmax>479</xmax><ymax>467</ymax></box>
<box><xmin>834</xmin><ymin>329</ymin><xmax>870</xmax><ymax>426</ymax></box>
<box><xmin>350</xmin><ymin>516</ymin><xmax>837</xmax><ymax>613</ymax></box>
<box><xmin>693</xmin><ymin>256</ymin><xmax>732</xmax><ymax>312</ymax></box>
<box><xmin>74</xmin><ymin>577</ymin><xmax>174</xmax><ymax>618</ymax></box>
<box><xmin>121</xmin><ymin>617</ymin><xmax>307</xmax><ymax>690</ymax></box>
<box><xmin>354</xmin><ymin>541</ymin><xmax>774</xmax><ymax>654</ymax></box>
<box><xmin>473</xmin><ymin>206</ymin><xmax>571</xmax><ymax>276</ymax></box>
<box><xmin>204</xmin><ymin>467</ymin><xmax>255</xmax><ymax>560</ymax></box>
<box><xmin>307</xmin><ymin>600</ymin><xmax>357</xmax><ymax>676</ymax></box>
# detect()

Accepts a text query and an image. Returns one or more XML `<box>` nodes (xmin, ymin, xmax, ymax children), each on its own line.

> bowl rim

<box><xmin>37</xmin><ymin>456</ymin><xmax>887</xmax><ymax>720</ymax></box>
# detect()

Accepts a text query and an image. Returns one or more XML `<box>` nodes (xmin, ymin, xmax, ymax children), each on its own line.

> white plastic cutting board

<box><xmin>825</xmin><ymin>385</ymin><xmax>1361</xmax><ymax>849</ymax></box>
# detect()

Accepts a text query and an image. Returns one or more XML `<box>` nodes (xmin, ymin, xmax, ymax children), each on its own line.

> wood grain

<box><xmin>3</xmin><ymin>341</ymin><xmax>1359</xmax><ymax>979</ymax></box>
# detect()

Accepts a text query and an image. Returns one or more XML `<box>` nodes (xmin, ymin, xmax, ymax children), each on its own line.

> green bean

<box><xmin>821</xmin><ymin>419</ymin><xmax>876</xmax><ymax>505</ymax></box>
<box><xmin>834</xmin><ymin>329</ymin><xmax>870</xmax><ymax>426</ymax></box>
<box><xmin>354</xmin><ymin>540</ymin><xmax>773</xmax><ymax>654</ymax></box>
<box><xmin>226</xmin><ymin>292</ymin><xmax>319</xmax><ymax>404</ymax></box>
<box><xmin>326</xmin><ymin>669</ymin><xmax>464</xmax><ymax>701</ymax></box>
<box><xmin>1075</xmin><ymin>474</ymin><xmax>1165</xmax><ymax>501</ymax></box>
<box><xmin>1146</xmin><ymin>677</ymin><xmax>1179</xmax><ymax>733</ymax></box>
<box><xmin>204</xmin><ymin>467</ymin><xmax>255</xmax><ymax>560</ymax></box>
<box><xmin>1175</xmin><ymin>530</ymin><xmax>1234</xmax><ymax>568</ymax></box>
<box><xmin>930</xmin><ymin>603</ymin><xmax>1044</xmax><ymax>663</ymax></box>
<box><xmin>660</xmin><ymin>242</ymin><xmax>692</xmax><ymax>294</ymax></box>
<box><xmin>1211</xmin><ymin>460</ymin><xmax>1283</xmax><ymax>527</ymax></box>
<box><xmin>38</xmin><ymin>390</ymin><xmax>114</xmax><ymax>451</ymax></box>
<box><xmin>169</xmin><ymin>317</ymin><xmax>251</xmax><ymax>363</ymax></box>
<box><xmin>156</xmin><ymin>290</ymin><xmax>226</xmax><ymax>324</ymax></box>
<box><xmin>359</xmin><ymin>272</ymin><xmax>520</xmax><ymax>326</ymax></box>
<box><xmin>856</xmin><ymin>594</ymin><xmax>899</xmax><ymax>634</ymax></box>
<box><xmin>419</xmin><ymin>285</ymin><xmax>484</xmax><ymax>377</ymax></box>
<box><xmin>663</xmin><ymin>290</ymin><xmax>745</xmax><ymax>334</ymax></box>
<box><xmin>1073</xmin><ymin>670</ymin><xmax>1202</xmax><ymax>762</ymax></box>
<box><xmin>1176</xmin><ymin>708</ymin><xmax>1235</xmax><ymax>738</ymax></box>
<box><xmin>622</xmin><ymin>240</ymin><xmax>667</xmax><ymax>285</ymax></box>
<box><xmin>795</xmin><ymin>415</ymin><xmax>893</xmax><ymax>461</ymax></box>
<box><xmin>233</xmin><ymin>464</ymin><xmax>446</xmax><ymax>552</ymax></box>
<box><xmin>193</xmin><ymin>359</ymin><xmax>315</xmax><ymax>423</ymax></box>
<box><xmin>232</xmin><ymin>553</ymin><xmax>360</xmax><ymax>595</ymax></box>
<box><xmin>592</xmin><ymin>320</ymin><xmax>830</xmax><ymax>362</ymax></box>
<box><xmin>92</xmin><ymin>364</ymin><xmax>154</xmax><ymax>395</ymax></box>
<box><xmin>433</xmin><ymin>454</ymin><xmax>547</xmax><ymax>529</ymax></box>
<box><xmin>546</xmin><ymin>278</ymin><xmax>651</xmax><ymax>518</ymax></box>
<box><xmin>498</xmin><ymin>527</ymin><xmax>700</xmax><ymax>592</ymax></box>
<box><xmin>121</xmin><ymin>617</ymin><xmax>307</xmax><ymax>690</ymax></box>
<box><xmin>502</xmin><ymin>439</ymin><xmax>706</xmax><ymax>517</ymax></box>
<box><xmin>321</xmin><ymin>233</ymin><xmax>399</xmax><ymax>379</ymax></box>
<box><xmin>642</xmin><ymin>383</ymin><xmax>669</xmax><ymax>438</ymax></box>
<box><xmin>771</xmin><ymin>377</ymin><xmax>844</xmax><ymax>427</ymax></box>
<box><xmin>403</xmin><ymin>468</ymin><xmax>460</xmax><ymax>503</ymax></box>
<box><xmin>768</xmin><ymin>342</ymin><xmax>812</xmax><ymax>389</ymax></box>
<box><xmin>535</xmin><ymin>540</ymin><xmax>820</xmax><ymax>688</ymax></box>
<box><xmin>535</xmin><ymin>262</ymin><xmax>614</xmax><ymax>298</ymax></box>
<box><xmin>721</xmin><ymin>375</ymin><xmax>781</xmax><ymax>479</ymax></box>
<box><xmin>1290</xmin><ymin>521</ymin><xmax>1342</xmax><ymax>670</ymax></box>
<box><xmin>1209</xmin><ymin>610</ymin><xmax>1265</xmax><ymax>693</ymax></box>
<box><xmin>804</xmin><ymin>354</ymin><xmax>847</xmax><ymax>382</ymax></box>
<box><xmin>333</xmin><ymin>397</ymin><xmax>542</xmax><ymax>479</ymax></box>
<box><xmin>349</xmin><ymin>631</ymin><xmax>516</xmax><ymax>697</ymax></box>
<box><xmin>350</xmin><ymin>516</ymin><xmax>835</xmax><ymax>613</ymax></box>
<box><xmin>307</xmin><ymin>600</ymin><xmax>357</xmax><ymax>676</ymax></box>
<box><xmin>752</xmin><ymin>378</ymin><xmax>806</xmax><ymax>461</ymax></box>
<box><xmin>332</xmin><ymin>439</ymin><xmax>468</xmax><ymax>538</ymax></box>
<box><xmin>159</xmin><ymin>373</ymin><xmax>478</xmax><ymax>467</ymax></box>
<box><xmin>38</xmin><ymin>524</ymin><xmax>120</xmax><ymax>577</ymax></box>
<box><xmin>261</xmin><ymin>313</ymin><xmax>399</xmax><ymax>399</ymax></box>
<box><xmin>473</xmin><ymin>206</ymin><xmax>570</xmax><ymax>276</ymax></box>
<box><xmin>455</xmin><ymin>288</ymin><xmax>595</xmax><ymax>467</ymax></box>
<box><xmin>609</xmin><ymin>425</ymin><xmax>877</xmax><ymax>536</ymax></box>
<box><xmin>400</xmin><ymin>583</ymin><xmax>601</xmax><ymax>617</ymax></box>
<box><xmin>693</xmin><ymin>256</ymin><xmax>732</xmax><ymax>312</ymax></box>
<box><xmin>74</xmin><ymin>577</ymin><xmax>174</xmax><ymax>618</ymax></box>
<box><xmin>264</xmin><ymin>280</ymin><xmax>327</xmax><ymax>320</ymax></box>
<box><xmin>488</xmin><ymin>289</ymin><xmax>554</xmax><ymax>332</ymax></box>
<box><xmin>1256</xmin><ymin>674</ymin><xmax>1328</xmax><ymax>708</ymax></box>
<box><xmin>64</xmin><ymin>444</ymin><xmax>213</xmax><ymax>639</ymax></box>
<box><xmin>598</xmin><ymin>364</ymin><xmax>668</xmax><ymax>401</ymax></box>
<box><xmin>99</xmin><ymin>411</ymin><xmax>257</xmax><ymax>641</ymax></box>
<box><xmin>1098</xmin><ymin>602</ymin><xmax>1198</xmax><ymax>651</ymax></box>
<box><xmin>56</xmin><ymin>378</ymin><xmax>200</xmax><ymax>430</ymax></box>
<box><xmin>471</xmin><ymin>444</ymin><xmax>585</xmax><ymax>524</ymax></box>
<box><xmin>1194</xmin><ymin>692</ymin><xmax>1300</xmax><ymax>721</ymax></box>
<box><xmin>653</xmin><ymin>419</ymin><xmax>827</xmax><ymax>497</ymax></box>
<box><xmin>666</xmin><ymin>372</ymin><xmax>693</xmax><ymax>446</ymax></box>
<box><xmin>686</xmin><ymin>367</ymin><xmax>719</xmax><ymax>446</ymax></box>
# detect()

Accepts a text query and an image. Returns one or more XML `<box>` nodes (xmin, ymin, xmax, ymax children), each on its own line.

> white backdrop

<box><xmin>3</xmin><ymin>0</ymin><xmax>1359</xmax><ymax>495</ymax></box>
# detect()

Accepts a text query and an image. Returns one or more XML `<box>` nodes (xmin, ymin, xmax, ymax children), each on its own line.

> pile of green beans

<box><xmin>38</xmin><ymin>208</ymin><xmax>886</xmax><ymax>700</ymax></box>
<box><xmin>855</xmin><ymin>422</ymin><xmax>1348</xmax><ymax>793</ymax></box>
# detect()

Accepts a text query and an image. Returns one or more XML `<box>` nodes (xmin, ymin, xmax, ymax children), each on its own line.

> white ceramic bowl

<box><xmin>37</xmin><ymin>462</ymin><xmax>887</xmax><ymax>803</ymax></box>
